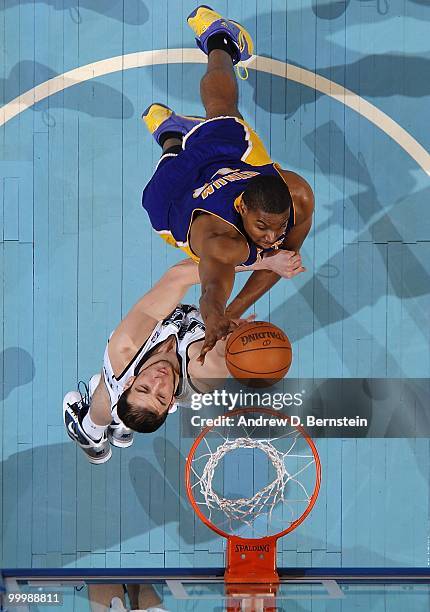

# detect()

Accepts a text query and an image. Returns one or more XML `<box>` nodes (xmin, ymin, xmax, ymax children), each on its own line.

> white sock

<box><xmin>82</xmin><ymin>411</ymin><xmax>107</xmax><ymax>441</ymax></box>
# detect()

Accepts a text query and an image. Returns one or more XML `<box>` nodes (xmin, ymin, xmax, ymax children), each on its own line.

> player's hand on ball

<box><xmin>231</xmin><ymin>314</ymin><xmax>256</xmax><ymax>326</ymax></box>
<box><xmin>224</xmin><ymin>308</ymin><xmax>256</xmax><ymax>325</ymax></box>
<box><xmin>198</xmin><ymin>314</ymin><xmax>254</xmax><ymax>364</ymax></box>
<box><xmin>198</xmin><ymin>314</ymin><xmax>233</xmax><ymax>364</ymax></box>
<box><xmin>260</xmin><ymin>250</ymin><xmax>306</xmax><ymax>279</ymax></box>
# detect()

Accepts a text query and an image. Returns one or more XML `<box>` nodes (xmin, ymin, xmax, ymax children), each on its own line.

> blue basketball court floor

<box><xmin>1</xmin><ymin>1</ymin><xmax>430</xmax><ymax>609</ymax></box>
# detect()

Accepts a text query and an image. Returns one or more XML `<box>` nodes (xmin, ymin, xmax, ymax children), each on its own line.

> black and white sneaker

<box><xmin>63</xmin><ymin>383</ymin><xmax>112</xmax><ymax>465</ymax></box>
<box><xmin>107</xmin><ymin>420</ymin><xmax>134</xmax><ymax>448</ymax></box>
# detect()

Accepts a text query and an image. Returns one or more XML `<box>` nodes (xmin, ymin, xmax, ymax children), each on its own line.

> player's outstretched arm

<box><xmin>112</xmin><ymin>259</ymin><xmax>200</xmax><ymax>349</ymax></box>
<box><xmin>198</xmin><ymin>237</ymin><xmax>246</xmax><ymax>360</ymax></box>
<box><xmin>195</xmin><ymin>233</ymin><xmax>249</xmax><ymax>362</ymax></box>
<box><xmin>129</xmin><ymin>257</ymin><xmax>200</xmax><ymax>321</ymax></box>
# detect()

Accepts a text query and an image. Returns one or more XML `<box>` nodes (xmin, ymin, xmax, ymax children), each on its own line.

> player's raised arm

<box><xmin>129</xmin><ymin>258</ymin><xmax>200</xmax><ymax>321</ymax></box>
<box><xmin>112</xmin><ymin>258</ymin><xmax>200</xmax><ymax>349</ymax></box>
<box><xmin>190</xmin><ymin>214</ymin><xmax>249</xmax><ymax>361</ymax></box>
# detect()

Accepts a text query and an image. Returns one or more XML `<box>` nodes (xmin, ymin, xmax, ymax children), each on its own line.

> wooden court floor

<box><xmin>1</xmin><ymin>2</ymin><xmax>430</xmax><ymax>607</ymax></box>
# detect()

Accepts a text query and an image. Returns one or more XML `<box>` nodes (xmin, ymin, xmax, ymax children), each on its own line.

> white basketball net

<box><xmin>191</xmin><ymin>427</ymin><xmax>317</xmax><ymax>536</ymax></box>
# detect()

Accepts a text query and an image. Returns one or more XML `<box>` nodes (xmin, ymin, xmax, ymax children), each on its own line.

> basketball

<box><xmin>225</xmin><ymin>321</ymin><xmax>292</xmax><ymax>383</ymax></box>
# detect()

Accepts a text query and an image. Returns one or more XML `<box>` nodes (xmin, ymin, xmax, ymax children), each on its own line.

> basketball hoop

<box><xmin>185</xmin><ymin>407</ymin><xmax>321</xmax><ymax>603</ymax></box>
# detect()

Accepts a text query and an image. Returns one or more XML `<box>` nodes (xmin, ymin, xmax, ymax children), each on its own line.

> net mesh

<box><xmin>189</xmin><ymin>416</ymin><xmax>318</xmax><ymax>537</ymax></box>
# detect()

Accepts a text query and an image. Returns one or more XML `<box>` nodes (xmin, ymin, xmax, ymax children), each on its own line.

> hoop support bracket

<box><xmin>225</xmin><ymin>535</ymin><xmax>280</xmax><ymax>585</ymax></box>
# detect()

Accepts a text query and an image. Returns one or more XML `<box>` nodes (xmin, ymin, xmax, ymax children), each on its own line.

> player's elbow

<box><xmin>166</xmin><ymin>259</ymin><xmax>200</xmax><ymax>287</ymax></box>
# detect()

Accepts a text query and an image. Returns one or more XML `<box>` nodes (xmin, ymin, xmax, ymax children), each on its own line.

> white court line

<box><xmin>1</xmin><ymin>48</ymin><xmax>429</xmax><ymax>177</ymax></box>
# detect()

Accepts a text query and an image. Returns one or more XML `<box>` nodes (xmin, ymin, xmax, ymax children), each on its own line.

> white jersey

<box><xmin>103</xmin><ymin>304</ymin><xmax>205</xmax><ymax>416</ymax></box>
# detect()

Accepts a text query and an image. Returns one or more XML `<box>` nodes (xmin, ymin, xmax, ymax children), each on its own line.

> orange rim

<box><xmin>185</xmin><ymin>407</ymin><xmax>322</xmax><ymax>541</ymax></box>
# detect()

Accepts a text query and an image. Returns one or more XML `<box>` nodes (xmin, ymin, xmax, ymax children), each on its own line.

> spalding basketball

<box><xmin>225</xmin><ymin>321</ymin><xmax>292</xmax><ymax>383</ymax></box>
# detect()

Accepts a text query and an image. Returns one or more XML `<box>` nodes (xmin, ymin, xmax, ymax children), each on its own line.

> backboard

<box><xmin>2</xmin><ymin>568</ymin><xmax>430</xmax><ymax>611</ymax></box>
